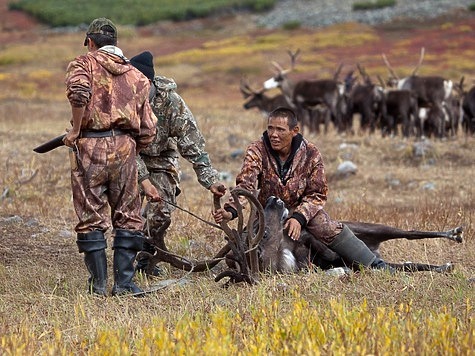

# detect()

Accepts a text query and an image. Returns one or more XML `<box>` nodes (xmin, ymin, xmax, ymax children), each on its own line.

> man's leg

<box><xmin>137</xmin><ymin>169</ymin><xmax>178</xmax><ymax>276</ymax></box>
<box><xmin>71</xmin><ymin>139</ymin><xmax>113</xmax><ymax>295</ymax></box>
<box><xmin>111</xmin><ymin>229</ymin><xmax>144</xmax><ymax>296</ymax></box>
<box><xmin>306</xmin><ymin>209</ymin><xmax>392</xmax><ymax>271</ymax></box>
<box><xmin>76</xmin><ymin>230</ymin><xmax>108</xmax><ymax>296</ymax></box>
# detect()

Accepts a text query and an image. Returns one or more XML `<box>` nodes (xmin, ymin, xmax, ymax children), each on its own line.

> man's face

<box><xmin>266</xmin><ymin>116</ymin><xmax>298</xmax><ymax>153</ymax></box>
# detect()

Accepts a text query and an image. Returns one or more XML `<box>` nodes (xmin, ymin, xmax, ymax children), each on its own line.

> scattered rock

<box><xmin>325</xmin><ymin>267</ymin><xmax>348</xmax><ymax>277</ymax></box>
<box><xmin>230</xmin><ymin>148</ymin><xmax>244</xmax><ymax>159</ymax></box>
<box><xmin>412</xmin><ymin>140</ymin><xmax>435</xmax><ymax>158</ymax></box>
<box><xmin>218</xmin><ymin>170</ymin><xmax>234</xmax><ymax>182</ymax></box>
<box><xmin>257</xmin><ymin>0</ymin><xmax>473</xmax><ymax>29</ymax></box>
<box><xmin>336</xmin><ymin>160</ymin><xmax>357</xmax><ymax>178</ymax></box>
<box><xmin>58</xmin><ymin>230</ymin><xmax>74</xmax><ymax>238</ymax></box>
<box><xmin>25</xmin><ymin>218</ymin><xmax>39</xmax><ymax>227</ymax></box>
<box><xmin>0</xmin><ymin>216</ymin><xmax>23</xmax><ymax>225</ymax></box>
<box><xmin>421</xmin><ymin>182</ymin><xmax>436</xmax><ymax>190</ymax></box>
<box><xmin>385</xmin><ymin>175</ymin><xmax>401</xmax><ymax>188</ymax></box>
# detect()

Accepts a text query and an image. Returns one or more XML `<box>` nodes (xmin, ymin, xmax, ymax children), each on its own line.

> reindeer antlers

<box><xmin>411</xmin><ymin>47</ymin><xmax>425</xmax><ymax>76</ymax></box>
<box><xmin>287</xmin><ymin>49</ymin><xmax>300</xmax><ymax>70</ymax></box>
<box><xmin>271</xmin><ymin>49</ymin><xmax>300</xmax><ymax>75</ymax></box>
<box><xmin>356</xmin><ymin>63</ymin><xmax>371</xmax><ymax>84</ymax></box>
<box><xmin>381</xmin><ymin>52</ymin><xmax>399</xmax><ymax>81</ymax></box>
<box><xmin>239</xmin><ymin>77</ymin><xmax>265</xmax><ymax>97</ymax></box>
<box><xmin>334</xmin><ymin>62</ymin><xmax>343</xmax><ymax>81</ymax></box>
<box><xmin>382</xmin><ymin>47</ymin><xmax>426</xmax><ymax>79</ymax></box>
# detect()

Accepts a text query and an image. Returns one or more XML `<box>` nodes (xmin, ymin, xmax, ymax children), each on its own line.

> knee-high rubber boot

<box><xmin>76</xmin><ymin>230</ymin><xmax>108</xmax><ymax>296</ymax></box>
<box><xmin>327</xmin><ymin>225</ymin><xmax>393</xmax><ymax>271</ymax></box>
<box><xmin>111</xmin><ymin>229</ymin><xmax>144</xmax><ymax>296</ymax></box>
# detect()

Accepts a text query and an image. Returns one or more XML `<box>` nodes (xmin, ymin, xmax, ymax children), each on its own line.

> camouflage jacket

<box><xmin>226</xmin><ymin>132</ymin><xmax>328</xmax><ymax>227</ymax></box>
<box><xmin>136</xmin><ymin>76</ymin><xmax>218</xmax><ymax>189</ymax></box>
<box><xmin>65</xmin><ymin>46</ymin><xmax>156</xmax><ymax>150</ymax></box>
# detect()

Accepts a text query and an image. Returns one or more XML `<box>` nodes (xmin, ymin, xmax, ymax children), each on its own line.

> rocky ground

<box><xmin>257</xmin><ymin>0</ymin><xmax>475</xmax><ymax>28</ymax></box>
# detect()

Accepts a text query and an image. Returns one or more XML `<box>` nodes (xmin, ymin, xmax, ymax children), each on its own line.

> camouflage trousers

<box><xmin>71</xmin><ymin>135</ymin><xmax>144</xmax><ymax>233</ymax></box>
<box><xmin>305</xmin><ymin>208</ymin><xmax>343</xmax><ymax>245</ymax></box>
<box><xmin>142</xmin><ymin>157</ymin><xmax>180</xmax><ymax>249</ymax></box>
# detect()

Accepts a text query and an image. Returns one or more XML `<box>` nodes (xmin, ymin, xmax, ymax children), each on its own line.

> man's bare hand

<box><xmin>141</xmin><ymin>179</ymin><xmax>162</xmax><ymax>203</ymax></box>
<box><xmin>209</xmin><ymin>182</ymin><xmax>227</xmax><ymax>197</ymax></box>
<box><xmin>212</xmin><ymin>208</ymin><xmax>232</xmax><ymax>224</ymax></box>
<box><xmin>63</xmin><ymin>129</ymin><xmax>80</xmax><ymax>148</ymax></box>
<box><xmin>284</xmin><ymin>218</ymin><xmax>301</xmax><ymax>241</ymax></box>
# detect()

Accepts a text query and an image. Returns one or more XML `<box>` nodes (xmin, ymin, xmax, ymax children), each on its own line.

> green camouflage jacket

<box><xmin>136</xmin><ymin>76</ymin><xmax>218</xmax><ymax>189</ymax></box>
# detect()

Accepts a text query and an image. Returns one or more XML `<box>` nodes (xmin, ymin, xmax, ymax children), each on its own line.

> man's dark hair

<box><xmin>85</xmin><ymin>25</ymin><xmax>117</xmax><ymax>47</ymax></box>
<box><xmin>268</xmin><ymin>107</ymin><xmax>298</xmax><ymax>129</ymax></box>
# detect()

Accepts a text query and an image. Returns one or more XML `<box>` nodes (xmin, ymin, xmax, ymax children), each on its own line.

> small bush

<box><xmin>353</xmin><ymin>0</ymin><xmax>397</xmax><ymax>11</ymax></box>
<box><xmin>282</xmin><ymin>20</ymin><xmax>301</xmax><ymax>30</ymax></box>
<box><xmin>469</xmin><ymin>3</ymin><xmax>475</xmax><ymax>11</ymax></box>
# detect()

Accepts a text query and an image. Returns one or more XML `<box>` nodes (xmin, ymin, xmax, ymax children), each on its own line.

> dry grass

<box><xmin>1</xmin><ymin>13</ymin><xmax>475</xmax><ymax>354</ymax></box>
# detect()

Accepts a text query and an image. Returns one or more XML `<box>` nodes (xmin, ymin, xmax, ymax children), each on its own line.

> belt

<box><xmin>79</xmin><ymin>128</ymin><xmax>128</xmax><ymax>138</ymax></box>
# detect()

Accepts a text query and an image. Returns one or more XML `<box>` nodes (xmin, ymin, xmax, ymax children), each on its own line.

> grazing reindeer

<box><xmin>382</xmin><ymin>48</ymin><xmax>454</xmax><ymax>138</ymax></box>
<box><xmin>454</xmin><ymin>77</ymin><xmax>475</xmax><ymax>136</ymax></box>
<box><xmin>345</xmin><ymin>64</ymin><xmax>386</xmax><ymax>135</ymax></box>
<box><xmin>462</xmin><ymin>86</ymin><xmax>475</xmax><ymax>136</ymax></box>
<box><xmin>417</xmin><ymin>98</ymin><xmax>460</xmax><ymax>139</ymax></box>
<box><xmin>377</xmin><ymin>75</ymin><xmax>419</xmax><ymax>138</ymax></box>
<box><xmin>384</xmin><ymin>90</ymin><xmax>418</xmax><ymax>137</ymax></box>
<box><xmin>263</xmin><ymin>50</ymin><xmax>344</xmax><ymax>134</ymax></box>
<box><xmin>239</xmin><ymin>78</ymin><xmax>291</xmax><ymax>116</ymax></box>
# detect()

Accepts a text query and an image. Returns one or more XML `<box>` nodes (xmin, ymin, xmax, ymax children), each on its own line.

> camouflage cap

<box><xmin>86</xmin><ymin>17</ymin><xmax>117</xmax><ymax>38</ymax></box>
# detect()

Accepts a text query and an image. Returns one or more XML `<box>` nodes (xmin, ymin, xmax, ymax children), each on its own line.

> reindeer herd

<box><xmin>240</xmin><ymin>48</ymin><xmax>475</xmax><ymax>139</ymax></box>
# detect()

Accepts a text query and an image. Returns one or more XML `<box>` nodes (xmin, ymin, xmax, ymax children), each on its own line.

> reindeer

<box><xmin>263</xmin><ymin>50</ymin><xmax>345</xmax><ymax>134</ymax></box>
<box><xmin>462</xmin><ymin>86</ymin><xmax>475</xmax><ymax>136</ymax></box>
<box><xmin>256</xmin><ymin>194</ymin><xmax>462</xmax><ymax>275</ymax></box>
<box><xmin>344</xmin><ymin>64</ymin><xmax>386</xmax><ymax>135</ymax></box>
<box><xmin>239</xmin><ymin>78</ymin><xmax>291</xmax><ymax>116</ymax></box>
<box><xmin>141</xmin><ymin>188</ymin><xmax>463</xmax><ymax>285</ymax></box>
<box><xmin>377</xmin><ymin>75</ymin><xmax>419</xmax><ymax>138</ymax></box>
<box><xmin>454</xmin><ymin>77</ymin><xmax>475</xmax><ymax>136</ymax></box>
<box><xmin>382</xmin><ymin>48</ymin><xmax>454</xmax><ymax>138</ymax></box>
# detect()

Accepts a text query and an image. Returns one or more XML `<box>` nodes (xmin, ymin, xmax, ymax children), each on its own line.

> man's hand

<box><xmin>64</xmin><ymin>106</ymin><xmax>85</xmax><ymax>147</ymax></box>
<box><xmin>212</xmin><ymin>208</ymin><xmax>232</xmax><ymax>224</ymax></box>
<box><xmin>284</xmin><ymin>218</ymin><xmax>301</xmax><ymax>241</ymax></box>
<box><xmin>63</xmin><ymin>129</ymin><xmax>80</xmax><ymax>148</ymax></box>
<box><xmin>209</xmin><ymin>182</ymin><xmax>227</xmax><ymax>197</ymax></box>
<box><xmin>141</xmin><ymin>179</ymin><xmax>162</xmax><ymax>203</ymax></box>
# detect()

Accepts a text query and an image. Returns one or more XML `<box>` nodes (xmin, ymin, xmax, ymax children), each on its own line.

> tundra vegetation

<box><xmin>1</xmin><ymin>3</ymin><xmax>475</xmax><ymax>354</ymax></box>
<box><xmin>353</xmin><ymin>0</ymin><xmax>397</xmax><ymax>11</ymax></box>
<box><xmin>9</xmin><ymin>0</ymin><xmax>276</xmax><ymax>26</ymax></box>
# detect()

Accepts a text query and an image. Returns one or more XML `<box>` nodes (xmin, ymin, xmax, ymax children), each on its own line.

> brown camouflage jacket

<box><xmin>65</xmin><ymin>46</ymin><xmax>156</xmax><ymax>150</ymax></box>
<box><xmin>136</xmin><ymin>76</ymin><xmax>218</xmax><ymax>189</ymax></box>
<box><xmin>226</xmin><ymin>132</ymin><xmax>328</xmax><ymax>227</ymax></box>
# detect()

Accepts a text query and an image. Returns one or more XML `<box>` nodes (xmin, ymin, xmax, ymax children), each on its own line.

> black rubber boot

<box><xmin>111</xmin><ymin>229</ymin><xmax>144</xmax><ymax>296</ymax></box>
<box><xmin>328</xmin><ymin>225</ymin><xmax>394</xmax><ymax>272</ymax></box>
<box><xmin>76</xmin><ymin>230</ymin><xmax>108</xmax><ymax>296</ymax></box>
<box><xmin>135</xmin><ymin>239</ymin><xmax>164</xmax><ymax>277</ymax></box>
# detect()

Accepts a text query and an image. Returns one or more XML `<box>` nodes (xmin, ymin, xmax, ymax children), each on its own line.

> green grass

<box><xmin>353</xmin><ymin>0</ymin><xmax>397</xmax><ymax>11</ymax></box>
<box><xmin>8</xmin><ymin>0</ymin><xmax>276</xmax><ymax>27</ymax></box>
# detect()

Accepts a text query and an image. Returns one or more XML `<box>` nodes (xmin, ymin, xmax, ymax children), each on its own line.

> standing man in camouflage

<box><xmin>63</xmin><ymin>19</ymin><xmax>157</xmax><ymax>296</ymax></box>
<box><xmin>129</xmin><ymin>51</ymin><xmax>226</xmax><ymax>275</ymax></box>
<box><xmin>213</xmin><ymin>107</ymin><xmax>392</xmax><ymax>271</ymax></box>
